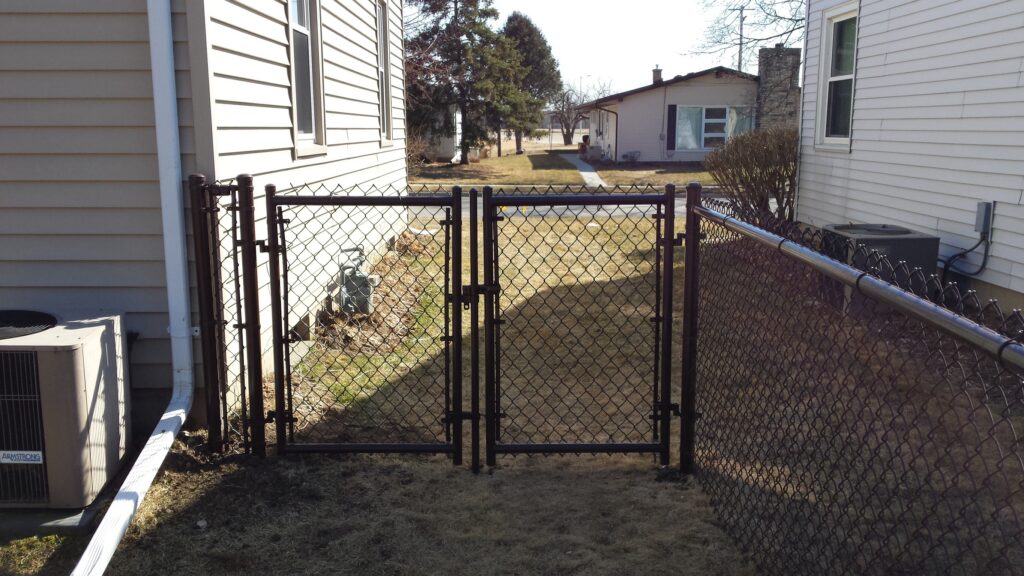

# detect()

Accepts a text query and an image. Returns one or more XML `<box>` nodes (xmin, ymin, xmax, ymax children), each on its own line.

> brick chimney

<box><xmin>653</xmin><ymin>65</ymin><xmax>663</xmax><ymax>84</ymax></box>
<box><xmin>756</xmin><ymin>44</ymin><xmax>802</xmax><ymax>129</ymax></box>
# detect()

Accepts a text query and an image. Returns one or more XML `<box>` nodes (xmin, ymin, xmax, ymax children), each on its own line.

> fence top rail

<box><xmin>694</xmin><ymin>203</ymin><xmax>1024</xmax><ymax>372</ymax></box>
<box><xmin>491</xmin><ymin>193</ymin><xmax>667</xmax><ymax>207</ymax></box>
<box><xmin>270</xmin><ymin>194</ymin><xmax>455</xmax><ymax>207</ymax></box>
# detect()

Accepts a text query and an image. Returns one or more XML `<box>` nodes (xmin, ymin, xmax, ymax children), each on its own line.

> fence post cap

<box><xmin>686</xmin><ymin>181</ymin><xmax>702</xmax><ymax>191</ymax></box>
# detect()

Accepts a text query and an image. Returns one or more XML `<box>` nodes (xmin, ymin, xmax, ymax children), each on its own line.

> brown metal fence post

<box><xmin>237</xmin><ymin>174</ymin><xmax>266</xmax><ymax>456</ymax></box>
<box><xmin>659</xmin><ymin>184</ymin><xmax>676</xmax><ymax>466</ymax></box>
<box><xmin>189</xmin><ymin>174</ymin><xmax>224</xmax><ymax>451</ymax></box>
<box><xmin>680</xmin><ymin>181</ymin><xmax>702</xmax><ymax>473</ymax></box>
<box><xmin>265</xmin><ymin>184</ymin><xmax>287</xmax><ymax>454</ymax></box>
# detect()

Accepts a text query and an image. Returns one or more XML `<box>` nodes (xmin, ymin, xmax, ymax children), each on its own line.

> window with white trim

<box><xmin>819</xmin><ymin>5</ymin><xmax>857</xmax><ymax>144</ymax></box>
<box><xmin>667</xmin><ymin>106</ymin><xmax>754</xmax><ymax>150</ymax></box>
<box><xmin>376</xmin><ymin>0</ymin><xmax>393</xmax><ymax>142</ymax></box>
<box><xmin>289</xmin><ymin>0</ymin><xmax>325</xmax><ymax>155</ymax></box>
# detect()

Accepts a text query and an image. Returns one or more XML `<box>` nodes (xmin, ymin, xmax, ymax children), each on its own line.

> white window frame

<box><xmin>701</xmin><ymin>107</ymin><xmax>728</xmax><ymax>149</ymax></box>
<box><xmin>376</xmin><ymin>0</ymin><xmax>394</xmax><ymax>145</ymax></box>
<box><xmin>816</xmin><ymin>2</ymin><xmax>857</xmax><ymax>150</ymax></box>
<box><xmin>670</xmin><ymin>106</ymin><xmax>754</xmax><ymax>151</ymax></box>
<box><xmin>289</xmin><ymin>0</ymin><xmax>327</xmax><ymax>158</ymax></box>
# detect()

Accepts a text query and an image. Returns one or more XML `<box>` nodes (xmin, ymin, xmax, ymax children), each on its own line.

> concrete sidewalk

<box><xmin>560</xmin><ymin>153</ymin><xmax>608</xmax><ymax>188</ymax></box>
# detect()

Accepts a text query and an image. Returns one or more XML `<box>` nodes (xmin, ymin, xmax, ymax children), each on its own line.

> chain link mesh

<box><xmin>694</xmin><ymin>198</ymin><xmax>1024</xmax><ymax>575</ymax></box>
<box><xmin>489</xmin><ymin>187</ymin><xmax>668</xmax><ymax>448</ymax></box>
<box><xmin>274</xmin><ymin>184</ymin><xmax>453</xmax><ymax>446</ymax></box>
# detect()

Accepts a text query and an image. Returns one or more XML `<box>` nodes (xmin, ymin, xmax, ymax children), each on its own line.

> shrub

<box><xmin>405</xmin><ymin>131</ymin><xmax>431</xmax><ymax>172</ymax></box>
<box><xmin>704</xmin><ymin>127</ymin><xmax>798</xmax><ymax>221</ymax></box>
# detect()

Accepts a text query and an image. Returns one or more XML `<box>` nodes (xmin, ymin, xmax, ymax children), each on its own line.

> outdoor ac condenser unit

<box><xmin>0</xmin><ymin>312</ymin><xmax>130</xmax><ymax>509</ymax></box>
<box><xmin>821</xmin><ymin>224</ymin><xmax>940</xmax><ymax>314</ymax></box>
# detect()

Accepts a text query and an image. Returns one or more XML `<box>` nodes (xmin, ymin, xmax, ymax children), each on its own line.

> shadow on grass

<box><xmin>526</xmin><ymin>152</ymin><xmax>577</xmax><ymax>171</ymax></box>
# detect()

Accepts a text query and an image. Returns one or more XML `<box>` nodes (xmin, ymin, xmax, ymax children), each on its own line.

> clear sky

<box><xmin>489</xmin><ymin>0</ymin><xmax>738</xmax><ymax>95</ymax></box>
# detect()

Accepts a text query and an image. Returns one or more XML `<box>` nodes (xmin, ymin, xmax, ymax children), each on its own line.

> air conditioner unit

<box><xmin>821</xmin><ymin>224</ymin><xmax>940</xmax><ymax>314</ymax></box>
<box><xmin>0</xmin><ymin>312</ymin><xmax>130</xmax><ymax>509</ymax></box>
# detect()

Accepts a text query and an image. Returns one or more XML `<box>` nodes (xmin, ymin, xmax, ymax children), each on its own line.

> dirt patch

<box><xmin>320</xmin><ymin>232</ymin><xmax>436</xmax><ymax>356</ymax></box>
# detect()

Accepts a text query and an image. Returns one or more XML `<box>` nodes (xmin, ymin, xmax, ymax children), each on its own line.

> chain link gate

<box><xmin>476</xmin><ymin>187</ymin><xmax>678</xmax><ymax>465</ymax></box>
<box><xmin>264</xmin><ymin>186</ymin><xmax>464</xmax><ymax>460</ymax></box>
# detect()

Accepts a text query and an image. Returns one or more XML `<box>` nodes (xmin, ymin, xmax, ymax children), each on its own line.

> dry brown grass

<box><xmin>411</xmin><ymin>151</ymin><xmax>583</xmax><ymax>186</ymax></box>
<box><xmin>3</xmin><ymin>443</ymin><xmax>753</xmax><ymax>576</ymax></box>
<box><xmin>594</xmin><ymin>162</ymin><xmax>716</xmax><ymax>188</ymax></box>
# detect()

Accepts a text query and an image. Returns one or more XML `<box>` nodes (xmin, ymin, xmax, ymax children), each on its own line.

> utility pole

<box><xmin>729</xmin><ymin>5</ymin><xmax>747</xmax><ymax>72</ymax></box>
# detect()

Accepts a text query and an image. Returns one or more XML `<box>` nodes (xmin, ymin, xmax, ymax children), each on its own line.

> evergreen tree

<box><xmin>501</xmin><ymin>12</ymin><xmax>562</xmax><ymax>154</ymax></box>
<box><xmin>406</xmin><ymin>0</ymin><xmax>524</xmax><ymax>164</ymax></box>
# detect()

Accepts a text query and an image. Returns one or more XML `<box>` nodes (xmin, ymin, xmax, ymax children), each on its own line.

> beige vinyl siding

<box><xmin>202</xmin><ymin>0</ymin><xmax>408</xmax><ymax>377</ymax></box>
<box><xmin>797</xmin><ymin>0</ymin><xmax>1024</xmax><ymax>295</ymax></box>
<box><xmin>609</xmin><ymin>75</ymin><xmax>758</xmax><ymax>163</ymax></box>
<box><xmin>0</xmin><ymin>0</ymin><xmax>198</xmax><ymax>395</ymax></box>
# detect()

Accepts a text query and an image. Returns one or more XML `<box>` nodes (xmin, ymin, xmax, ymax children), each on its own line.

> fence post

<box><xmin>189</xmin><ymin>174</ymin><xmax>224</xmax><ymax>451</ymax></box>
<box><xmin>265</xmin><ymin>184</ymin><xmax>287</xmax><ymax>454</ymax></box>
<box><xmin>482</xmin><ymin>186</ymin><xmax>497</xmax><ymax>468</ymax></box>
<box><xmin>659</xmin><ymin>184</ymin><xmax>676</xmax><ymax>466</ymax></box>
<box><xmin>469</xmin><ymin>188</ymin><xmax>481</xmax><ymax>473</ymax></box>
<box><xmin>680</xmin><ymin>181</ymin><xmax>702</xmax><ymax>473</ymax></box>
<box><xmin>237</xmin><ymin>174</ymin><xmax>266</xmax><ymax>457</ymax></box>
<box><xmin>450</xmin><ymin>186</ymin><xmax>464</xmax><ymax>466</ymax></box>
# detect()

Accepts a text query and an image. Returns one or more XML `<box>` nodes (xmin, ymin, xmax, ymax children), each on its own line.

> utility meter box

<box><xmin>341</xmin><ymin>268</ymin><xmax>381</xmax><ymax>315</ymax></box>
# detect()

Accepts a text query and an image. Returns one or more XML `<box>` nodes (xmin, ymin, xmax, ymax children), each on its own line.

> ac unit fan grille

<box><xmin>0</xmin><ymin>351</ymin><xmax>48</xmax><ymax>504</ymax></box>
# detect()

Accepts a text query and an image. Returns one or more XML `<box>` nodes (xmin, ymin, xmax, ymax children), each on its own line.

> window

<box><xmin>376</xmin><ymin>0</ymin><xmax>393</xmax><ymax>142</ymax></box>
<box><xmin>819</xmin><ymin>5</ymin><xmax>857</xmax><ymax>145</ymax></box>
<box><xmin>667</xmin><ymin>106</ymin><xmax>754</xmax><ymax>150</ymax></box>
<box><xmin>289</xmin><ymin>0</ymin><xmax>325</xmax><ymax>156</ymax></box>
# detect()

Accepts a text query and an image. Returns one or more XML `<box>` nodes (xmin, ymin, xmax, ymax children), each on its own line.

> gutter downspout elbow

<box><xmin>73</xmin><ymin>1</ymin><xmax>193</xmax><ymax>573</ymax></box>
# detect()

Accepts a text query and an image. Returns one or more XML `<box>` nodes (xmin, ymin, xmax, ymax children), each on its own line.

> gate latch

<box><xmin>652</xmin><ymin>403</ymin><xmax>681</xmax><ymax>418</ymax></box>
<box><xmin>265</xmin><ymin>410</ymin><xmax>296</xmax><ymax>424</ymax></box>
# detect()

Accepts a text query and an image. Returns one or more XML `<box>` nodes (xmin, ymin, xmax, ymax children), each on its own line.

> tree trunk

<box><xmin>514</xmin><ymin>130</ymin><xmax>524</xmax><ymax>154</ymax></box>
<box><xmin>561</xmin><ymin>126</ymin><xmax>574</xmax><ymax>145</ymax></box>
<box><xmin>496</xmin><ymin>123</ymin><xmax>502</xmax><ymax>157</ymax></box>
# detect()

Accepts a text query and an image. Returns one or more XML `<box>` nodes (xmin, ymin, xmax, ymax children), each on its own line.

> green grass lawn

<box><xmin>411</xmin><ymin>150</ymin><xmax>583</xmax><ymax>186</ymax></box>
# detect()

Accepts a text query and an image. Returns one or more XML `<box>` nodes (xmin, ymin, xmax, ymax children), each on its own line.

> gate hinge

<box><xmin>256</xmin><ymin>240</ymin><xmax>270</xmax><ymax>253</ymax></box>
<box><xmin>265</xmin><ymin>410</ymin><xmax>296</xmax><ymax>424</ymax></box>
<box><xmin>206</xmin><ymin>184</ymin><xmax>237</xmax><ymax>196</ymax></box>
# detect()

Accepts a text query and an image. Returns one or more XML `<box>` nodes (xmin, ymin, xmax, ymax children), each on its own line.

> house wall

<box><xmin>612</xmin><ymin>75</ymin><xmax>758</xmax><ymax>162</ymax></box>
<box><xmin>797</xmin><ymin>0</ymin><xmax>1024</xmax><ymax>300</ymax></box>
<box><xmin>199</xmin><ymin>0</ymin><xmax>409</xmax><ymax>392</ymax></box>
<box><xmin>0</xmin><ymin>0</ymin><xmax>200</xmax><ymax>431</ymax></box>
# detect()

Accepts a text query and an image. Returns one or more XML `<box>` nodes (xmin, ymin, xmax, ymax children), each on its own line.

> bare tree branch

<box><xmin>696</xmin><ymin>0</ymin><xmax>805</xmax><ymax>72</ymax></box>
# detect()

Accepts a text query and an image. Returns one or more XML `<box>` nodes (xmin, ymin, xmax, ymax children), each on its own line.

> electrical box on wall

<box><xmin>975</xmin><ymin>202</ymin><xmax>994</xmax><ymax>237</ymax></box>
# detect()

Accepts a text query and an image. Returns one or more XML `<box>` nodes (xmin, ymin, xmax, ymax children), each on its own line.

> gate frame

<box><xmin>264</xmin><ymin>186</ymin><xmax>465</xmax><ymax>460</ymax></box>
<box><xmin>478</xmin><ymin>186</ymin><xmax>680</xmax><ymax>465</ymax></box>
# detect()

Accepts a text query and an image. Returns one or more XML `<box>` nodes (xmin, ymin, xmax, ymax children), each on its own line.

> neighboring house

<box><xmin>581</xmin><ymin>47</ymin><xmax>801</xmax><ymax>162</ymax></box>
<box><xmin>797</xmin><ymin>0</ymin><xmax>1024</xmax><ymax>305</ymax></box>
<box><xmin>0</xmin><ymin>0</ymin><xmax>408</xmax><ymax>431</ymax></box>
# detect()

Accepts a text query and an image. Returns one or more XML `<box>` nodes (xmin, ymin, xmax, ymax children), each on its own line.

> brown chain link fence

<box><xmin>690</xmin><ymin>196</ymin><xmax>1024</xmax><ymax>576</ymax></box>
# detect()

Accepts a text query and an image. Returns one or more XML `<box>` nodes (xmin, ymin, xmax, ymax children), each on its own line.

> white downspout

<box><xmin>72</xmin><ymin>1</ymin><xmax>193</xmax><ymax>574</ymax></box>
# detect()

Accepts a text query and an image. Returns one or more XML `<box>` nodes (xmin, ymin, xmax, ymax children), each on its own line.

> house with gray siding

<box><xmin>0</xmin><ymin>0</ymin><xmax>408</xmax><ymax>432</ymax></box>
<box><xmin>797</xmin><ymin>0</ymin><xmax>1024</xmax><ymax>305</ymax></box>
